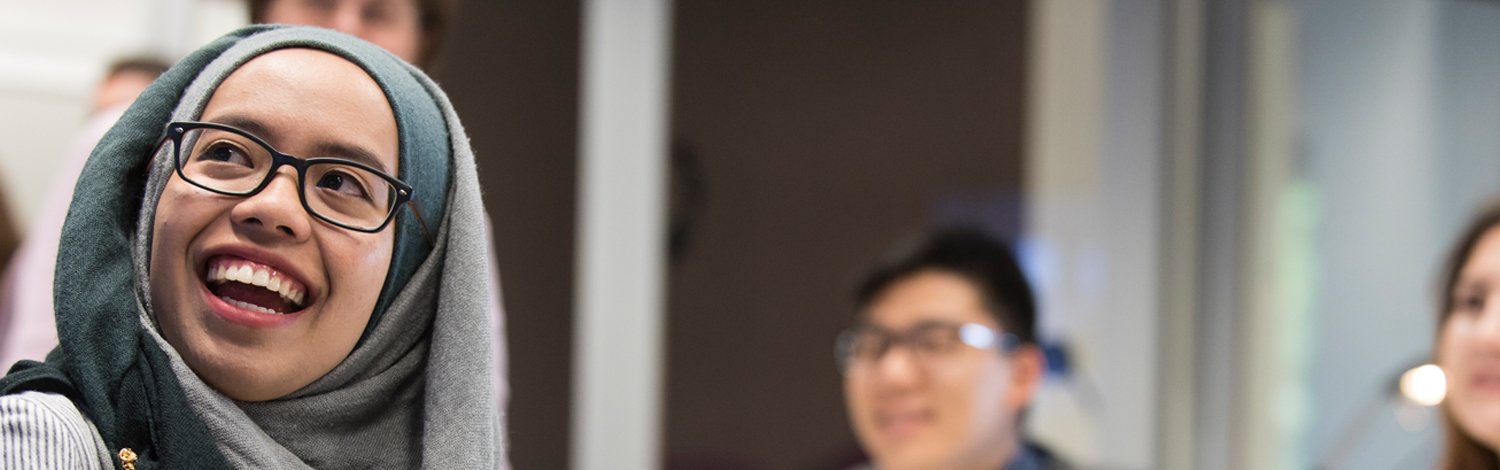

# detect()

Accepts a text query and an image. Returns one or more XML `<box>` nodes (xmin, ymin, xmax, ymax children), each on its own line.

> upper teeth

<box><xmin>207</xmin><ymin>260</ymin><xmax>305</xmax><ymax>307</ymax></box>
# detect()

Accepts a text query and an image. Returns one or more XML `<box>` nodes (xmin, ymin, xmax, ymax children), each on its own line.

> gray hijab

<box><xmin>128</xmin><ymin>26</ymin><xmax>503</xmax><ymax>468</ymax></box>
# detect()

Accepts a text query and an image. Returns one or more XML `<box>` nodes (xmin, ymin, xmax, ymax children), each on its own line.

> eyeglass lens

<box><xmin>838</xmin><ymin>322</ymin><xmax>1003</xmax><ymax>372</ymax></box>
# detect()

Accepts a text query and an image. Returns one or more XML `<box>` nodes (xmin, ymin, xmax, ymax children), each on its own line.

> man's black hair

<box><xmin>854</xmin><ymin>226</ymin><xmax>1037</xmax><ymax>345</ymax></box>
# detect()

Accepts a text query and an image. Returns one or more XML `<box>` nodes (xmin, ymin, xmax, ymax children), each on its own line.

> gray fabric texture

<box><xmin>126</xmin><ymin>27</ymin><xmax>503</xmax><ymax>468</ymax></box>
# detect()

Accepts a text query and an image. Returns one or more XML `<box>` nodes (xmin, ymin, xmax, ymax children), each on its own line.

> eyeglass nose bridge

<box><xmin>870</xmin><ymin>335</ymin><xmax>916</xmax><ymax>363</ymax></box>
<box><xmin>837</xmin><ymin>329</ymin><xmax>932</xmax><ymax>373</ymax></box>
<box><xmin>251</xmin><ymin>159</ymin><xmax>307</xmax><ymax>197</ymax></box>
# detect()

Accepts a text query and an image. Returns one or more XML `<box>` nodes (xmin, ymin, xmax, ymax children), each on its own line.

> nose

<box><xmin>230</xmin><ymin>169</ymin><xmax>312</xmax><ymax>242</ymax></box>
<box><xmin>872</xmin><ymin>345</ymin><xmax>924</xmax><ymax>389</ymax></box>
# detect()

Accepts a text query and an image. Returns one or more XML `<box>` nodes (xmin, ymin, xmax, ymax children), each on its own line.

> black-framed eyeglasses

<box><xmin>834</xmin><ymin>321</ymin><xmax>1020</xmax><ymax>374</ymax></box>
<box><xmin>158</xmin><ymin>121</ymin><xmax>429</xmax><ymax>238</ymax></box>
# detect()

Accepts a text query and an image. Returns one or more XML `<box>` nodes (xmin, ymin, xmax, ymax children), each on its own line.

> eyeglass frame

<box><xmin>158</xmin><ymin>121</ymin><xmax>430</xmax><ymax>239</ymax></box>
<box><xmin>835</xmin><ymin>320</ymin><xmax>1022</xmax><ymax>374</ymax></box>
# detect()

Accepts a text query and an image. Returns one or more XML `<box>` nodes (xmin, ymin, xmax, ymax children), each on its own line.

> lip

<box><xmin>196</xmin><ymin>245</ymin><xmax>318</xmax><ymax>329</ymax></box>
<box><xmin>1470</xmin><ymin>370</ymin><xmax>1500</xmax><ymax>393</ymax></box>
<box><xmin>874</xmin><ymin>406</ymin><xmax>933</xmax><ymax>441</ymax></box>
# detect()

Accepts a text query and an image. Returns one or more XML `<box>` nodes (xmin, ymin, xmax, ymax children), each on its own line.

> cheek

<box><xmin>935</xmin><ymin>359</ymin><xmax>1009</xmax><ymax>424</ymax></box>
<box><xmin>149</xmin><ymin>182</ymin><xmax>213</xmax><ymax>341</ymax></box>
<box><xmin>843</xmin><ymin>377</ymin><xmax>871</xmax><ymax>417</ymax></box>
<box><xmin>939</xmin><ymin>356</ymin><xmax>999</xmax><ymax>394</ymax></box>
<box><xmin>1439</xmin><ymin>319</ymin><xmax>1470</xmax><ymax>374</ymax></box>
<box><xmin>843</xmin><ymin>376</ymin><xmax>888</xmax><ymax>438</ymax></box>
<box><xmin>1438</xmin><ymin>319</ymin><xmax>1492</xmax><ymax>429</ymax></box>
<box><xmin>150</xmin><ymin>181</ymin><xmax>210</xmax><ymax>274</ymax></box>
<box><xmin>325</xmin><ymin>231</ymin><xmax>395</xmax><ymax>302</ymax></box>
<box><xmin>358</xmin><ymin>239</ymin><xmax>393</xmax><ymax>268</ymax></box>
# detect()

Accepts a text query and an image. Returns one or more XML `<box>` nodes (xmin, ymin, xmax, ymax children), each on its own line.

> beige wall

<box><xmin>0</xmin><ymin>0</ymin><xmax>244</xmax><ymax>228</ymax></box>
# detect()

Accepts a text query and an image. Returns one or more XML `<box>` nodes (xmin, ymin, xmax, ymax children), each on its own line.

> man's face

<box><xmin>263</xmin><ymin>0</ymin><xmax>422</xmax><ymax>65</ymax></box>
<box><xmin>842</xmin><ymin>270</ymin><xmax>1043</xmax><ymax>470</ymax></box>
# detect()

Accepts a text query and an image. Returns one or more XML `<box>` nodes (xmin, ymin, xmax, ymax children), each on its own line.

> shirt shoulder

<box><xmin>0</xmin><ymin>391</ymin><xmax>112</xmax><ymax>469</ymax></box>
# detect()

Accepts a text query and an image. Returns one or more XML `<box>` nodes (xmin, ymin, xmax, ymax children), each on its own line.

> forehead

<box><xmin>861</xmin><ymin>270</ymin><xmax>1001</xmax><ymax>330</ymax></box>
<box><xmin>1461</xmin><ymin>228</ymin><xmax>1500</xmax><ymax>282</ymax></box>
<box><xmin>200</xmin><ymin>48</ymin><xmax>399</xmax><ymax>172</ymax></box>
<box><xmin>265</xmin><ymin>0</ymin><xmax>418</xmax><ymax>12</ymax></box>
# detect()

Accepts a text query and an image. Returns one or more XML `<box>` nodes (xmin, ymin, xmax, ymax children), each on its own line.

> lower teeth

<box><xmin>222</xmin><ymin>296</ymin><xmax>286</xmax><ymax>315</ymax></box>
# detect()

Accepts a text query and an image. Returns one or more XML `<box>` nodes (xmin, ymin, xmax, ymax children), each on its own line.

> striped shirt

<box><xmin>0</xmin><ymin>391</ymin><xmax>111</xmax><ymax>469</ymax></box>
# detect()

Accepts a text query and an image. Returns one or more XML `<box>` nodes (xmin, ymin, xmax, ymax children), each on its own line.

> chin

<box><xmin>872</xmin><ymin>444</ymin><xmax>952</xmax><ymax>470</ymax></box>
<box><xmin>1458</xmin><ymin>411</ymin><xmax>1500</xmax><ymax>448</ymax></box>
<box><xmin>182</xmin><ymin>340</ymin><xmax>295</xmax><ymax>402</ymax></box>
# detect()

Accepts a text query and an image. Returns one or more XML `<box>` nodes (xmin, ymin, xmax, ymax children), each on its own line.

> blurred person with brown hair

<box><xmin>0</xmin><ymin>56</ymin><xmax>169</xmax><ymax>369</ymax></box>
<box><xmin>836</xmin><ymin>227</ymin><xmax>1069</xmax><ymax>470</ymax></box>
<box><xmin>247</xmin><ymin>0</ymin><xmax>455</xmax><ymax>69</ymax></box>
<box><xmin>90</xmin><ymin>58</ymin><xmax>169</xmax><ymax>113</ymax></box>
<box><xmin>1434</xmin><ymin>199</ymin><xmax>1500</xmax><ymax>469</ymax></box>
<box><xmin>0</xmin><ymin>183</ymin><xmax>18</xmax><ymax>282</ymax></box>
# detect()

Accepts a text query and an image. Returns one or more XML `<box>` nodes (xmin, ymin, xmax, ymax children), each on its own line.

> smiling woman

<box><xmin>150</xmin><ymin>48</ymin><xmax>403</xmax><ymax>403</ymax></box>
<box><xmin>1435</xmin><ymin>200</ymin><xmax>1500</xmax><ymax>470</ymax></box>
<box><xmin>0</xmin><ymin>26</ymin><xmax>502</xmax><ymax>468</ymax></box>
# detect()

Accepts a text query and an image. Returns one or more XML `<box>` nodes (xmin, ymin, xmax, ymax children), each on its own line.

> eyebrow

<box><xmin>213</xmin><ymin>115</ymin><xmax>278</xmax><ymax>143</ymax></box>
<box><xmin>308</xmin><ymin>141</ymin><xmax>393</xmax><ymax>174</ymax></box>
<box><xmin>205</xmin><ymin>114</ymin><xmax>396</xmax><ymax>174</ymax></box>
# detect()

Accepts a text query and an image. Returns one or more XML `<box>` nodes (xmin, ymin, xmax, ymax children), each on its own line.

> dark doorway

<box><xmin>435</xmin><ymin>1</ymin><xmax>580</xmax><ymax>468</ymax></box>
<box><xmin>666</xmin><ymin>2</ymin><xmax>1029</xmax><ymax>468</ymax></box>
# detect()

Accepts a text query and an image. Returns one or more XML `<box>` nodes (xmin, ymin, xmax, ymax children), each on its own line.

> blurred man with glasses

<box><xmin>837</xmin><ymin>227</ymin><xmax>1068</xmax><ymax>470</ymax></box>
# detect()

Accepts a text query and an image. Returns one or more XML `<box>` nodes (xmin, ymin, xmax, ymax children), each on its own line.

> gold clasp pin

<box><xmin>118</xmin><ymin>447</ymin><xmax>137</xmax><ymax>470</ymax></box>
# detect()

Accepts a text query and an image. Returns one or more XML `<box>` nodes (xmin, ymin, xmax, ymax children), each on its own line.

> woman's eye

<box><xmin>1461</xmin><ymin>294</ymin><xmax>1486</xmax><ymax>312</ymax></box>
<box><xmin>197</xmin><ymin>142</ymin><xmax>252</xmax><ymax>166</ymax></box>
<box><xmin>1453</xmin><ymin>287</ymin><xmax>1488</xmax><ymax>315</ymax></box>
<box><xmin>315</xmin><ymin>170</ymin><xmax>372</xmax><ymax>200</ymax></box>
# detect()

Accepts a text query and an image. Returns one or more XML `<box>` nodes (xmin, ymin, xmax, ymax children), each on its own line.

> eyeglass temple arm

<box><xmin>405</xmin><ymin>201</ymin><xmax>435</xmax><ymax>245</ymax></box>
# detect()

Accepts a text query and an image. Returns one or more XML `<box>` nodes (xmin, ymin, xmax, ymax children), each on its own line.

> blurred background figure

<box><xmin>247</xmin><ymin>0</ymin><xmax>452</xmax><ymax>69</ymax></box>
<box><xmin>836</xmin><ymin>227</ymin><xmax>1065</xmax><ymax>470</ymax></box>
<box><xmin>1433</xmin><ymin>200</ymin><xmax>1500</xmax><ymax>469</ymax></box>
<box><xmin>0</xmin><ymin>56</ymin><xmax>168</xmax><ymax>369</ymax></box>
<box><xmin>90</xmin><ymin>58</ymin><xmax>167</xmax><ymax>113</ymax></box>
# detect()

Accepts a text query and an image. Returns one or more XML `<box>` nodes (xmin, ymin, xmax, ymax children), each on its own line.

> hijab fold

<box><xmin>0</xmin><ymin>25</ymin><xmax>503</xmax><ymax>468</ymax></box>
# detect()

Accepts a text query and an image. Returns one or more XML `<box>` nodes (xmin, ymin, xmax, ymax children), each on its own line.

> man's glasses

<box><xmin>835</xmin><ymin>321</ymin><xmax>1020</xmax><ymax>374</ymax></box>
<box><xmin>158</xmin><ymin>121</ymin><xmax>428</xmax><ymax>237</ymax></box>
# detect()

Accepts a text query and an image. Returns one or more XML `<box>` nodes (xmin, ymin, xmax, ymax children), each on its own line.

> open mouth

<box><xmin>204</xmin><ymin>256</ymin><xmax>308</xmax><ymax>315</ymax></box>
<box><xmin>875</xmin><ymin>407</ymin><xmax>934</xmax><ymax>439</ymax></box>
